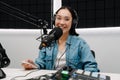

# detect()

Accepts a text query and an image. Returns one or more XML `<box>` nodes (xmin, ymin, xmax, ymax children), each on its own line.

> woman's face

<box><xmin>55</xmin><ymin>9</ymin><xmax>72</xmax><ymax>34</ymax></box>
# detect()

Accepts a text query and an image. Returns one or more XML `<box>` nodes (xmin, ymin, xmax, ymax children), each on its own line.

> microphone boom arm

<box><xmin>0</xmin><ymin>1</ymin><xmax>48</xmax><ymax>28</ymax></box>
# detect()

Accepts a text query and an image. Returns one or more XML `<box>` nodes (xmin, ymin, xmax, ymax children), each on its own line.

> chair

<box><xmin>91</xmin><ymin>50</ymin><xmax>95</xmax><ymax>58</ymax></box>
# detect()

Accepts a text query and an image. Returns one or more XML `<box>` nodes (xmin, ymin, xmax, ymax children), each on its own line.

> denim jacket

<box><xmin>35</xmin><ymin>35</ymin><xmax>100</xmax><ymax>72</ymax></box>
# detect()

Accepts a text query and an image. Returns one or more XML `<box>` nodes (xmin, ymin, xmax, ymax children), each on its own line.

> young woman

<box><xmin>22</xmin><ymin>6</ymin><xmax>100</xmax><ymax>72</ymax></box>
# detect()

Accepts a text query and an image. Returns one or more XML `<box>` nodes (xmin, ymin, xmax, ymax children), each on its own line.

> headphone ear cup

<box><xmin>73</xmin><ymin>19</ymin><xmax>77</xmax><ymax>25</ymax></box>
<box><xmin>72</xmin><ymin>18</ymin><xmax>78</xmax><ymax>28</ymax></box>
<box><xmin>1</xmin><ymin>57</ymin><xmax>10</xmax><ymax>68</ymax></box>
<box><xmin>72</xmin><ymin>10</ymin><xmax>78</xmax><ymax>28</ymax></box>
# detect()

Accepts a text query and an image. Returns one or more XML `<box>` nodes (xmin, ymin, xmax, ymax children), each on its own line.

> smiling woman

<box><xmin>21</xmin><ymin>6</ymin><xmax>100</xmax><ymax>72</ymax></box>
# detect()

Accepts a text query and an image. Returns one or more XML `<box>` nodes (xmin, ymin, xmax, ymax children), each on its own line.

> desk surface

<box><xmin>1</xmin><ymin>68</ymin><xmax>120</xmax><ymax>80</ymax></box>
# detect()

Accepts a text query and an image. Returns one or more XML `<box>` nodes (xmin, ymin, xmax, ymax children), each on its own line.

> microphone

<box><xmin>39</xmin><ymin>27</ymin><xmax>63</xmax><ymax>49</ymax></box>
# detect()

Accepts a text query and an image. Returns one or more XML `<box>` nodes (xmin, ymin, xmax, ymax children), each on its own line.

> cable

<box><xmin>10</xmin><ymin>69</ymin><xmax>38</xmax><ymax>80</ymax></box>
<box><xmin>55</xmin><ymin>48</ymin><xmax>67</xmax><ymax>69</ymax></box>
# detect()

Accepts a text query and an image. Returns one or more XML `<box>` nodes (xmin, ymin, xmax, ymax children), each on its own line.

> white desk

<box><xmin>1</xmin><ymin>68</ymin><xmax>120</xmax><ymax>80</ymax></box>
<box><xmin>2</xmin><ymin>68</ymin><xmax>57</xmax><ymax>80</ymax></box>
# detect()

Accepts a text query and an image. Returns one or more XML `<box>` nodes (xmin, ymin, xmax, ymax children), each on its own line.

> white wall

<box><xmin>53</xmin><ymin>0</ymin><xmax>61</xmax><ymax>14</ymax></box>
<box><xmin>0</xmin><ymin>27</ymin><xmax>120</xmax><ymax>73</ymax></box>
<box><xmin>0</xmin><ymin>29</ymin><xmax>40</xmax><ymax>68</ymax></box>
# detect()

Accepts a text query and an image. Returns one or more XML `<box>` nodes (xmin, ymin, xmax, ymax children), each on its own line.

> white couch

<box><xmin>0</xmin><ymin>27</ymin><xmax>120</xmax><ymax>73</ymax></box>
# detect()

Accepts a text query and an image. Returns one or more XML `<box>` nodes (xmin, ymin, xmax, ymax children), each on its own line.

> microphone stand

<box><xmin>0</xmin><ymin>0</ymin><xmax>49</xmax><ymax>48</ymax></box>
<box><xmin>0</xmin><ymin>1</ymin><xmax>48</xmax><ymax>78</ymax></box>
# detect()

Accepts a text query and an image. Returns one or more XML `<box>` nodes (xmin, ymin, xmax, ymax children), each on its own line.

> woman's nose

<box><xmin>59</xmin><ymin>19</ymin><xmax>65</xmax><ymax>24</ymax></box>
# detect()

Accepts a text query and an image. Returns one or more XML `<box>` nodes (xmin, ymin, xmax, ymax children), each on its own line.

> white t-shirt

<box><xmin>55</xmin><ymin>49</ymin><xmax>66</xmax><ymax>70</ymax></box>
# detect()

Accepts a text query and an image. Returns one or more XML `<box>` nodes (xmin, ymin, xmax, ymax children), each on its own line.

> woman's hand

<box><xmin>21</xmin><ymin>59</ymin><xmax>37</xmax><ymax>70</ymax></box>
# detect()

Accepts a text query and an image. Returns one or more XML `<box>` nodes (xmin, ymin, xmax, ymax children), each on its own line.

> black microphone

<box><xmin>39</xmin><ymin>27</ymin><xmax>63</xmax><ymax>49</ymax></box>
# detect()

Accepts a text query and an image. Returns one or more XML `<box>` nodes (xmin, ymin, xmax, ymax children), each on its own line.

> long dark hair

<box><xmin>55</xmin><ymin>6</ymin><xmax>79</xmax><ymax>36</ymax></box>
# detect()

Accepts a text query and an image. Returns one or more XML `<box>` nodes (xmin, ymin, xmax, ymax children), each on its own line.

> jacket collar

<box><xmin>66</xmin><ymin>35</ymin><xmax>72</xmax><ymax>46</ymax></box>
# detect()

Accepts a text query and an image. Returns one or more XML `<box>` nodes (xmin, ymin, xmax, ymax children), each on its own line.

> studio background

<box><xmin>0</xmin><ymin>0</ymin><xmax>120</xmax><ymax>29</ymax></box>
<box><xmin>0</xmin><ymin>0</ymin><xmax>120</xmax><ymax>73</ymax></box>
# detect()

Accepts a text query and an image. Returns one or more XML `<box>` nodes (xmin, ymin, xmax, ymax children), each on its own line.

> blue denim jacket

<box><xmin>35</xmin><ymin>35</ymin><xmax>100</xmax><ymax>72</ymax></box>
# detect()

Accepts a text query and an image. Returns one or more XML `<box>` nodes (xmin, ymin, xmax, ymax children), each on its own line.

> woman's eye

<box><xmin>56</xmin><ymin>17</ymin><xmax>61</xmax><ymax>20</ymax></box>
<box><xmin>65</xmin><ymin>18</ymin><xmax>69</xmax><ymax>21</ymax></box>
<box><xmin>56</xmin><ymin>16</ymin><xmax>70</xmax><ymax>21</ymax></box>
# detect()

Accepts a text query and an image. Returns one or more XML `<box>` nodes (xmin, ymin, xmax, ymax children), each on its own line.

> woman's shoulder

<box><xmin>67</xmin><ymin>35</ymin><xmax>89</xmax><ymax>49</ymax></box>
<box><xmin>69</xmin><ymin>35</ymin><xmax>86</xmax><ymax>42</ymax></box>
